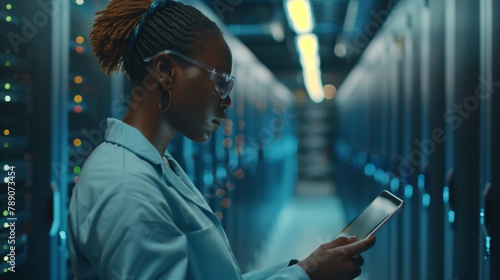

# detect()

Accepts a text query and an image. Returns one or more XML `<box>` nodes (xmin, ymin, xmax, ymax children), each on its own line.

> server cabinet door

<box><xmin>49</xmin><ymin>1</ymin><xmax>120</xmax><ymax>279</ymax></box>
<box><xmin>450</xmin><ymin>1</ymin><xmax>481</xmax><ymax>279</ymax></box>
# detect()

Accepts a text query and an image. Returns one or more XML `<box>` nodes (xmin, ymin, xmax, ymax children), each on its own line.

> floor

<box><xmin>248</xmin><ymin>180</ymin><xmax>376</xmax><ymax>279</ymax></box>
<box><xmin>248</xmin><ymin>180</ymin><xmax>347</xmax><ymax>270</ymax></box>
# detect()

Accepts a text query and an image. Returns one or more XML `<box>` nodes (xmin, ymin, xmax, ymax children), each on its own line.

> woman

<box><xmin>67</xmin><ymin>0</ymin><xmax>375</xmax><ymax>279</ymax></box>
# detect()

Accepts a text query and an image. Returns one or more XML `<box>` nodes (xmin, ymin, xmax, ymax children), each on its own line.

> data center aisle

<box><xmin>249</xmin><ymin>181</ymin><xmax>347</xmax><ymax>272</ymax></box>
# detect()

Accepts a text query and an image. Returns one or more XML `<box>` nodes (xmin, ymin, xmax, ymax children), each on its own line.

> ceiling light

<box><xmin>285</xmin><ymin>0</ymin><xmax>315</xmax><ymax>34</ymax></box>
<box><xmin>268</xmin><ymin>21</ymin><xmax>285</xmax><ymax>42</ymax></box>
<box><xmin>334</xmin><ymin>43</ymin><xmax>347</xmax><ymax>57</ymax></box>
<box><xmin>296</xmin><ymin>33</ymin><xmax>318</xmax><ymax>56</ymax></box>
<box><xmin>303</xmin><ymin>68</ymin><xmax>324</xmax><ymax>103</ymax></box>
<box><xmin>342</xmin><ymin>0</ymin><xmax>360</xmax><ymax>34</ymax></box>
<box><xmin>296</xmin><ymin>34</ymin><xmax>323</xmax><ymax>103</ymax></box>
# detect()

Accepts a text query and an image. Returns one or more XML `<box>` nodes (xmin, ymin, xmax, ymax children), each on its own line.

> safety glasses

<box><xmin>143</xmin><ymin>50</ymin><xmax>235</xmax><ymax>99</ymax></box>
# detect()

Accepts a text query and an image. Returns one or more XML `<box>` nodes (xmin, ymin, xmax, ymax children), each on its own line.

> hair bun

<box><xmin>89</xmin><ymin>0</ymin><xmax>154</xmax><ymax>75</ymax></box>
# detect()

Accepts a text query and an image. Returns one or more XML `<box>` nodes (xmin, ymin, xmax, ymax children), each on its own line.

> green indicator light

<box><xmin>73</xmin><ymin>166</ymin><xmax>81</xmax><ymax>174</ymax></box>
<box><xmin>6</xmin><ymin>4</ymin><xmax>12</xmax><ymax>10</ymax></box>
<box><xmin>6</xmin><ymin>16</ymin><xmax>11</xmax><ymax>22</ymax></box>
<box><xmin>2</xmin><ymin>210</ymin><xmax>7</xmax><ymax>216</ymax></box>
<box><xmin>4</xmin><ymin>83</ymin><xmax>10</xmax><ymax>90</ymax></box>
<box><xmin>3</xmin><ymin>142</ymin><xmax>9</xmax><ymax>148</ymax></box>
<box><xmin>4</xmin><ymin>268</ymin><xmax>7</xmax><ymax>273</ymax></box>
<box><xmin>5</xmin><ymin>61</ymin><xmax>11</xmax><ymax>67</ymax></box>
<box><xmin>2</xmin><ymin>245</ymin><xmax>6</xmax><ymax>250</ymax></box>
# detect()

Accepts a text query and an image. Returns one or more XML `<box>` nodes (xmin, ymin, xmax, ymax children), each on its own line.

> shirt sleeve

<box><xmin>242</xmin><ymin>261</ymin><xmax>310</xmax><ymax>280</ymax></box>
<box><xmin>81</xmin><ymin>181</ymin><xmax>189</xmax><ymax>279</ymax></box>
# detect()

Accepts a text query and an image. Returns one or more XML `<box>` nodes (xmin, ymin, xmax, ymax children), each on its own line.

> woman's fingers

<box><xmin>339</xmin><ymin>235</ymin><xmax>376</xmax><ymax>256</ymax></box>
<box><xmin>298</xmin><ymin>236</ymin><xmax>375</xmax><ymax>279</ymax></box>
<box><xmin>324</xmin><ymin>236</ymin><xmax>359</xmax><ymax>249</ymax></box>
<box><xmin>351</xmin><ymin>254</ymin><xmax>364</xmax><ymax>267</ymax></box>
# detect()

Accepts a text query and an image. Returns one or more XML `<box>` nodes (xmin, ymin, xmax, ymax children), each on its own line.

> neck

<box><xmin>122</xmin><ymin>93</ymin><xmax>176</xmax><ymax>156</ymax></box>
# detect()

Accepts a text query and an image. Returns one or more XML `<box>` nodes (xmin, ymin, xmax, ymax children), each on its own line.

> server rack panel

<box><xmin>1</xmin><ymin>1</ymin><xmax>33</xmax><ymax>278</ymax></box>
<box><xmin>334</xmin><ymin>0</ymin><xmax>497</xmax><ymax>279</ymax></box>
<box><xmin>49</xmin><ymin>1</ymin><xmax>119</xmax><ymax>279</ymax></box>
<box><xmin>489</xmin><ymin>0</ymin><xmax>500</xmax><ymax>274</ymax></box>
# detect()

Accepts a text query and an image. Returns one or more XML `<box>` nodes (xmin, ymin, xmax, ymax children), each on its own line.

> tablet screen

<box><xmin>337</xmin><ymin>191</ymin><xmax>404</xmax><ymax>238</ymax></box>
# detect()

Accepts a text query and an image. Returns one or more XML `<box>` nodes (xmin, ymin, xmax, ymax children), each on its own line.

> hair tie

<box><xmin>123</xmin><ymin>0</ymin><xmax>174</xmax><ymax>74</ymax></box>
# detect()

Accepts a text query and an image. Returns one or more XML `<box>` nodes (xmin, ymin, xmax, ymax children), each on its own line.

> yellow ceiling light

<box><xmin>285</xmin><ymin>0</ymin><xmax>314</xmax><ymax>34</ymax></box>
<box><xmin>303</xmin><ymin>68</ymin><xmax>324</xmax><ymax>103</ymax></box>
<box><xmin>296</xmin><ymin>34</ymin><xmax>318</xmax><ymax>56</ymax></box>
<box><xmin>297</xmin><ymin>34</ymin><xmax>320</xmax><ymax>72</ymax></box>
<box><xmin>296</xmin><ymin>34</ymin><xmax>323</xmax><ymax>103</ymax></box>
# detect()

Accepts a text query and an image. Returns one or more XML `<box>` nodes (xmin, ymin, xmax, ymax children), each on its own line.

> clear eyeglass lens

<box><xmin>214</xmin><ymin>74</ymin><xmax>234</xmax><ymax>99</ymax></box>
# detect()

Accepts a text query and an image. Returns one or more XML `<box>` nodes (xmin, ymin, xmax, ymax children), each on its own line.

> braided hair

<box><xmin>89</xmin><ymin>0</ymin><xmax>221</xmax><ymax>81</ymax></box>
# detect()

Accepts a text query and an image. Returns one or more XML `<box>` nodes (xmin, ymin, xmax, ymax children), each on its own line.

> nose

<box><xmin>219</xmin><ymin>95</ymin><xmax>232</xmax><ymax>109</ymax></box>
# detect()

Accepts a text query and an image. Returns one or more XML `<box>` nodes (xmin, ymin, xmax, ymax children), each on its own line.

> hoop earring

<box><xmin>159</xmin><ymin>90</ymin><xmax>171</xmax><ymax>112</ymax></box>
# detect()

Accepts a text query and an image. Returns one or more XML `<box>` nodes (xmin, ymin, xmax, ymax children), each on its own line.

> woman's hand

<box><xmin>298</xmin><ymin>236</ymin><xmax>376</xmax><ymax>280</ymax></box>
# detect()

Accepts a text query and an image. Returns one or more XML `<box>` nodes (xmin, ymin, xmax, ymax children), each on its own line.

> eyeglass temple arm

<box><xmin>143</xmin><ymin>50</ymin><xmax>215</xmax><ymax>74</ymax></box>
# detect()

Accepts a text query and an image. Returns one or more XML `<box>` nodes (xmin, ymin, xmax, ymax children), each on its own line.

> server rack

<box><xmin>490</xmin><ymin>1</ymin><xmax>500</xmax><ymax>276</ymax></box>
<box><xmin>333</xmin><ymin>0</ymin><xmax>498</xmax><ymax>279</ymax></box>
<box><xmin>49</xmin><ymin>1</ymin><xmax>119</xmax><ymax>279</ymax></box>
<box><xmin>0</xmin><ymin>1</ymin><xmax>32</xmax><ymax>278</ymax></box>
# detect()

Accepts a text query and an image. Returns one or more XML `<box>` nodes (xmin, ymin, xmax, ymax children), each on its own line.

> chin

<box><xmin>187</xmin><ymin>131</ymin><xmax>212</xmax><ymax>143</ymax></box>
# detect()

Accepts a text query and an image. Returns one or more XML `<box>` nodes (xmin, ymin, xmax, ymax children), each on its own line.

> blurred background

<box><xmin>0</xmin><ymin>0</ymin><xmax>499</xmax><ymax>279</ymax></box>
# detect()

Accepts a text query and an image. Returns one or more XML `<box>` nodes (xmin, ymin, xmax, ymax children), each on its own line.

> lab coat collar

<box><xmin>104</xmin><ymin>118</ymin><xmax>163</xmax><ymax>166</ymax></box>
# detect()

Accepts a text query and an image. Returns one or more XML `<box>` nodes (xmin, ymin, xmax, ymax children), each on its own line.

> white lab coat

<box><xmin>67</xmin><ymin>118</ymin><xmax>309</xmax><ymax>280</ymax></box>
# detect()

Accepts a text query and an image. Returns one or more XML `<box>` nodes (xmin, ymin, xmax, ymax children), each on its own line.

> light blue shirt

<box><xmin>67</xmin><ymin>118</ymin><xmax>309</xmax><ymax>280</ymax></box>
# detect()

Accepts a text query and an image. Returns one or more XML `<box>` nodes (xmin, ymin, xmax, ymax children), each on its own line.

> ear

<box><xmin>145</xmin><ymin>53</ymin><xmax>176</xmax><ymax>91</ymax></box>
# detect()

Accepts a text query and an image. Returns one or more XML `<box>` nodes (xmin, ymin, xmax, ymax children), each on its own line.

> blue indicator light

<box><xmin>390</xmin><ymin>178</ymin><xmax>399</xmax><ymax>192</ymax></box>
<box><xmin>59</xmin><ymin>231</ymin><xmax>66</xmax><ymax>240</ymax></box>
<box><xmin>405</xmin><ymin>184</ymin><xmax>413</xmax><ymax>198</ymax></box>
<box><xmin>203</xmin><ymin>173</ymin><xmax>214</xmax><ymax>185</ymax></box>
<box><xmin>485</xmin><ymin>236</ymin><xmax>491</xmax><ymax>259</ymax></box>
<box><xmin>364</xmin><ymin>163</ymin><xmax>376</xmax><ymax>176</ymax></box>
<box><xmin>418</xmin><ymin>174</ymin><xmax>425</xmax><ymax>190</ymax></box>
<box><xmin>448</xmin><ymin>210</ymin><xmax>455</xmax><ymax>223</ymax></box>
<box><xmin>443</xmin><ymin>186</ymin><xmax>450</xmax><ymax>203</ymax></box>
<box><xmin>216</xmin><ymin>167</ymin><xmax>227</xmax><ymax>179</ymax></box>
<box><xmin>422</xmin><ymin>193</ymin><xmax>431</xmax><ymax>207</ymax></box>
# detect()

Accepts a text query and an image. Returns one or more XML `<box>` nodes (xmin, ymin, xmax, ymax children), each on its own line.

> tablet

<box><xmin>336</xmin><ymin>190</ymin><xmax>404</xmax><ymax>238</ymax></box>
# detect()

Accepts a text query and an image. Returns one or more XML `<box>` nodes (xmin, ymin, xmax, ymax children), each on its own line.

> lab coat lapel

<box><xmin>161</xmin><ymin>153</ymin><xmax>240</xmax><ymax>268</ymax></box>
<box><xmin>161</xmin><ymin>155</ymin><xmax>224</xmax><ymax>227</ymax></box>
<box><xmin>162</xmin><ymin>158</ymin><xmax>213</xmax><ymax>213</ymax></box>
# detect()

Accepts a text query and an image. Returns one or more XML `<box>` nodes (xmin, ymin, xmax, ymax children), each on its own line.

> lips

<box><xmin>212</xmin><ymin>119</ymin><xmax>222</xmax><ymax>129</ymax></box>
<box><xmin>212</xmin><ymin>114</ymin><xmax>226</xmax><ymax>130</ymax></box>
